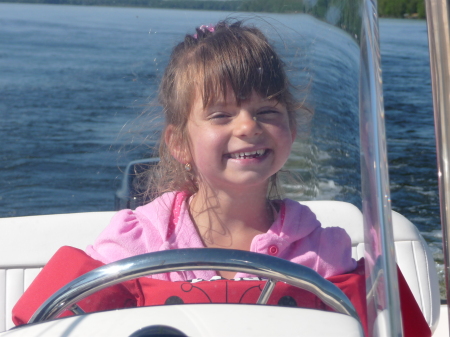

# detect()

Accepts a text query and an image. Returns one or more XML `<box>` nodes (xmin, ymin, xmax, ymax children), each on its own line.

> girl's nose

<box><xmin>234</xmin><ymin>112</ymin><xmax>262</xmax><ymax>138</ymax></box>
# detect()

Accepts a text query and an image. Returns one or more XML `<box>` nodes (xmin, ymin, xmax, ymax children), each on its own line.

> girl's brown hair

<box><xmin>144</xmin><ymin>20</ymin><xmax>305</xmax><ymax>201</ymax></box>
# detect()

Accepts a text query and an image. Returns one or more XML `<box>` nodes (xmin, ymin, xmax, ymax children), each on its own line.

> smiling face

<box><xmin>155</xmin><ymin>21</ymin><xmax>306</xmax><ymax>198</ymax></box>
<box><xmin>185</xmin><ymin>90</ymin><xmax>296</xmax><ymax>193</ymax></box>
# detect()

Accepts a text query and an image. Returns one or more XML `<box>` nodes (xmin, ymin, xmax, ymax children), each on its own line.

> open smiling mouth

<box><xmin>227</xmin><ymin>149</ymin><xmax>268</xmax><ymax>159</ymax></box>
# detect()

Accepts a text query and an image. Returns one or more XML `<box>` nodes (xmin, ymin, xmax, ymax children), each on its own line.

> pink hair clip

<box><xmin>193</xmin><ymin>24</ymin><xmax>215</xmax><ymax>39</ymax></box>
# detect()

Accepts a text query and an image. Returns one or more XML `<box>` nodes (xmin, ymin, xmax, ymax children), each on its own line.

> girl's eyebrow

<box><xmin>206</xmin><ymin>96</ymin><xmax>281</xmax><ymax>110</ymax></box>
<box><xmin>265</xmin><ymin>97</ymin><xmax>281</xmax><ymax>104</ymax></box>
<box><xmin>207</xmin><ymin>99</ymin><xmax>235</xmax><ymax>109</ymax></box>
<box><xmin>210</xmin><ymin>101</ymin><xmax>228</xmax><ymax>107</ymax></box>
<box><xmin>259</xmin><ymin>100</ymin><xmax>281</xmax><ymax>108</ymax></box>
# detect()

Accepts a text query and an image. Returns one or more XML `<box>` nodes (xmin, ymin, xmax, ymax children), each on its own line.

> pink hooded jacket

<box><xmin>86</xmin><ymin>192</ymin><xmax>356</xmax><ymax>281</ymax></box>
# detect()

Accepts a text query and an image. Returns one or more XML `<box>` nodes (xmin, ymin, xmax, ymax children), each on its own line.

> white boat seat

<box><xmin>0</xmin><ymin>202</ymin><xmax>441</xmax><ymax>333</ymax></box>
<box><xmin>302</xmin><ymin>200</ymin><xmax>441</xmax><ymax>333</ymax></box>
<box><xmin>0</xmin><ymin>212</ymin><xmax>115</xmax><ymax>332</ymax></box>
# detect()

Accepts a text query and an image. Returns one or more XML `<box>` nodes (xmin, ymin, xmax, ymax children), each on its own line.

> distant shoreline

<box><xmin>2</xmin><ymin>0</ymin><xmax>242</xmax><ymax>12</ymax></box>
<box><xmin>0</xmin><ymin>0</ymin><xmax>426</xmax><ymax>19</ymax></box>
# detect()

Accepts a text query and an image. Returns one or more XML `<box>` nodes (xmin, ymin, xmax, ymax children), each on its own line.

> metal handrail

<box><xmin>425</xmin><ymin>0</ymin><xmax>450</xmax><ymax>329</ymax></box>
<box><xmin>29</xmin><ymin>248</ymin><xmax>360</xmax><ymax>325</ymax></box>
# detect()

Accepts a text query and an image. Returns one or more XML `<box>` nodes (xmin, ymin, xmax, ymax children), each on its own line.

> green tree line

<box><xmin>1</xmin><ymin>0</ymin><xmax>426</xmax><ymax>19</ymax></box>
<box><xmin>378</xmin><ymin>0</ymin><xmax>425</xmax><ymax>18</ymax></box>
<box><xmin>240</xmin><ymin>0</ymin><xmax>426</xmax><ymax>18</ymax></box>
<box><xmin>0</xmin><ymin>0</ymin><xmax>242</xmax><ymax>10</ymax></box>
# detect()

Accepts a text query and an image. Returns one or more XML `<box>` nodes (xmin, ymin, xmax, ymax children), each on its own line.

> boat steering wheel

<box><xmin>29</xmin><ymin>248</ymin><xmax>360</xmax><ymax>324</ymax></box>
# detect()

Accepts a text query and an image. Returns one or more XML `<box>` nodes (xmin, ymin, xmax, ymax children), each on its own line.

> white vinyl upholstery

<box><xmin>0</xmin><ymin>212</ymin><xmax>115</xmax><ymax>332</ymax></box>
<box><xmin>302</xmin><ymin>201</ymin><xmax>441</xmax><ymax>333</ymax></box>
<box><xmin>0</xmin><ymin>202</ymin><xmax>441</xmax><ymax>333</ymax></box>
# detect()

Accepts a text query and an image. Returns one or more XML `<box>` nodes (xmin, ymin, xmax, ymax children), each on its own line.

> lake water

<box><xmin>0</xmin><ymin>4</ymin><xmax>440</xmax><ymax>290</ymax></box>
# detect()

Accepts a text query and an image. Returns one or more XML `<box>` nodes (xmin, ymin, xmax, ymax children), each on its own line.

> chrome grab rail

<box><xmin>29</xmin><ymin>248</ymin><xmax>360</xmax><ymax>325</ymax></box>
<box><xmin>425</xmin><ymin>0</ymin><xmax>450</xmax><ymax>328</ymax></box>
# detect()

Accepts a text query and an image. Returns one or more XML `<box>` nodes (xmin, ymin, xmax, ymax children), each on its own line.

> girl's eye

<box><xmin>259</xmin><ymin>109</ymin><xmax>279</xmax><ymax>115</ymax></box>
<box><xmin>256</xmin><ymin>109</ymin><xmax>280</xmax><ymax>120</ymax></box>
<box><xmin>208</xmin><ymin>112</ymin><xmax>231</xmax><ymax>123</ymax></box>
<box><xmin>209</xmin><ymin>112</ymin><xmax>228</xmax><ymax>119</ymax></box>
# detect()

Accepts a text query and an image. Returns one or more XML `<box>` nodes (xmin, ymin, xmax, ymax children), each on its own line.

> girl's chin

<box><xmin>198</xmin><ymin>174</ymin><xmax>272</xmax><ymax>192</ymax></box>
<box><xmin>220</xmin><ymin>174</ymin><xmax>274</xmax><ymax>190</ymax></box>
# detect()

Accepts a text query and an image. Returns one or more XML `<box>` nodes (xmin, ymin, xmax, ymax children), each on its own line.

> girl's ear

<box><xmin>165</xmin><ymin>124</ymin><xmax>190</xmax><ymax>163</ymax></box>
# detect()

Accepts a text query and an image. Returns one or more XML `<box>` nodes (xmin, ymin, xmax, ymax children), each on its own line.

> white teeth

<box><xmin>230</xmin><ymin>149</ymin><xmax>266</xmax><ymax>159</ymax></box>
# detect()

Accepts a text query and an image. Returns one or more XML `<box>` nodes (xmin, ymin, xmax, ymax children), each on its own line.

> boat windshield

<box><xmin>275</xmin><ymin>1</ymin><xmax>402</xmax><ymax>335</ymax></box>
<box><xmin>2</xmin><ymin>1</ymin><xmax>404</xmax><ymax>335</ymax></box>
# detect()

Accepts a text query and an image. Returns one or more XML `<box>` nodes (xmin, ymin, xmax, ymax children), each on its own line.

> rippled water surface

<box><xmin>0</xmin><ymin>4</ymin><xmax>440</xmax><ymax>291</ymax></box>
<box><xmin>379</xmin><ymin>19</ymin><xmax>441</xmax><ymax>289</ymax></box>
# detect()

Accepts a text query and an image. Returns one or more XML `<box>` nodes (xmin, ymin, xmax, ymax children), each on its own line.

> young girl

<box><xmin>12</xmin><ymin>20</ymin><xmax>432</xmax><ymax>337</ymax></box>
<box><xmin>85</xmin><ymin>20</ymin><xmax>356</xmax><ymax>280</ymax></box>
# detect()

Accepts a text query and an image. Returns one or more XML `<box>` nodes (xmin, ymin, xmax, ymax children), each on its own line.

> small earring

<box><xmin>184</xmin><ymin>163</ymin><xmax>192</xmax><ymax>172</ymax></box>
<box><xmin>253</xmin><ymin>116</ymin><xmax>257</xmax><ymax>121</ymax></box>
